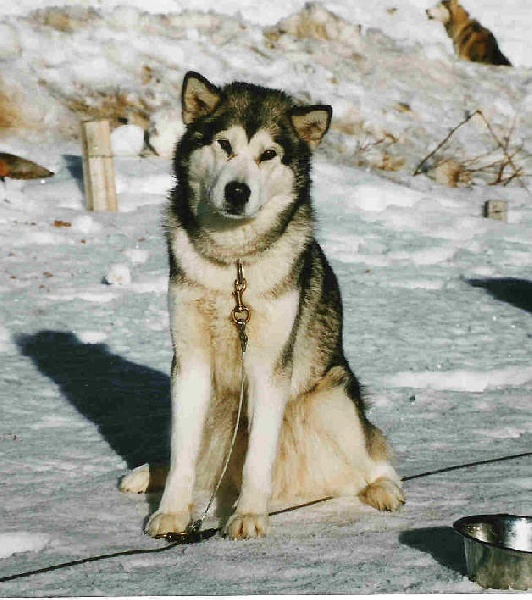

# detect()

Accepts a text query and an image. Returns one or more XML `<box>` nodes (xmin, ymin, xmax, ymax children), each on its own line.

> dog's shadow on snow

<box><xmin>399</xmin><ymin>527</ymin><xmax>467</xmax><ymax>576</ymax></box>
<box><xmin>16</xmin><ymin>331</ymin><xmax>170</xmax><ymax>469</ymax></box>
<box><xmin>467</xmin><ymin>277</ymin><xmax>532</xmax><ymax>313</ymax></box>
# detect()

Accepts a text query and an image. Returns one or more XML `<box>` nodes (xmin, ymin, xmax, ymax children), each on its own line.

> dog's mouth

<box><xmin>219</xmin><ymin>206</ymin><xmax>255</xmax><ymax>221</ymax></box>
<box><xmin>196</xmin><ymin>198</ymin><xmax>256</xmax><ymax>231</ymax></box>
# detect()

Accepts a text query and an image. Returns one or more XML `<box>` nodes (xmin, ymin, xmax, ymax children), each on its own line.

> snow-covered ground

<box><xmin>0</xmin><ymin>0</ymin><xmax>530</xmax><ymax>595</ymax></box>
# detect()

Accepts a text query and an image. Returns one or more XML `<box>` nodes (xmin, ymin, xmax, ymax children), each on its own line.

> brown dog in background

<box><xmin>427</xmin><ymin>0</ymin><xmax>511</xmax><ymax>66</ymax></box>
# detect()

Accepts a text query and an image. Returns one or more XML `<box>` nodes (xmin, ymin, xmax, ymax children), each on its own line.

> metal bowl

<box><xmin>453</xmin><ymin>514</ymin><xmax>532</xmax><ymax>590</ymax></box>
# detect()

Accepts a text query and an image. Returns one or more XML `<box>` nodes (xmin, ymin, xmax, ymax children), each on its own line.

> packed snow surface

<box><xmin>0</xmin><ymin>0</ymin><xmax>530</xmax><ymax>595</ymax></box>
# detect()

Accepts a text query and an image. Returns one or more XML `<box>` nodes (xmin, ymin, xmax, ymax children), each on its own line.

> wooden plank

<box><xmin>483</xmin><ymin>200</ymin><xmax>508</xmax><ymax>222</ymax></box>
<box><xmin>81</xmin><ymin>120</ymin><xmax>118</xmax><ymax>212</ymax></box>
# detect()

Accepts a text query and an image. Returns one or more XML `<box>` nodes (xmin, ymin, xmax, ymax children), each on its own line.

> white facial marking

<box><xmin>189</xmin><ymin>126</ymin><xmax>288</xmax><ymax>220</ymax></box>
<box><xmin>427</xmin><ymin>2</ymin><xmax>450</xmax><ymax>23</ymax></box>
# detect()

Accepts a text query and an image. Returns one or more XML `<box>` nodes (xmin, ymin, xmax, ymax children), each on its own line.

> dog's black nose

<box><xmin>224</xmin><ymin>181</ymin><xmax>251</xmax><ymax>215</ymax></box>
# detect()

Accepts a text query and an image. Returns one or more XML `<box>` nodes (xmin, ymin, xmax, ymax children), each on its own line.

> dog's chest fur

<box><xmin>201</xmin><ymin>274</ymin><xmax>297</xmax><ymax>356</ymax></box>
<box><xmin>171</xmin><ymin>247</ymin><xmax>300</xmax><ymax>395</ymax></box>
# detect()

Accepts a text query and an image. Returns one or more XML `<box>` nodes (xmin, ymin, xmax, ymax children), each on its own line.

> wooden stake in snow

<box><xmin>484</xmin><ymin>200</ymin><xmax>508</xmax><ymax>222</ymax></box>
<box><xmin>81</xmin><ymin>120</ymin><xmax>118</xmax><ymax>212</ymax></box>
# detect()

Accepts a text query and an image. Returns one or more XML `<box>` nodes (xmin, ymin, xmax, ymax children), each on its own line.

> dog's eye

<box><xmin>217</xmin><ymin>139</ymin><xmax>232</xmax><ymax>156</ymax></box>
<box><xmin>260</xmin><ymin>149</ymin><xmax>277</xmax><ymax>162</ymax></box>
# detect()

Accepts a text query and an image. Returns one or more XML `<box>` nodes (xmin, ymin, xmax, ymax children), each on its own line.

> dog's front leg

<box><xmin>146</xmin><ymin>354</ymin><xmax>211</xmax><ymax>537</ymax></box>
<box><xmin>226</xmin><ymin>365</ymin><xmax>288</xmax><ymax>540</ymax></box>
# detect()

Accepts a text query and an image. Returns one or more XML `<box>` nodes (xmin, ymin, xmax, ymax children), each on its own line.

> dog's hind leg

<box><xmin>119</xmin><ymin>464</ymin><xmax>168</xmax><ymax>494</ymax></box>
<box><xmin>272</xmin><ymin>370</ymin><xmax>404</xmax><ymax>511</ymax></box>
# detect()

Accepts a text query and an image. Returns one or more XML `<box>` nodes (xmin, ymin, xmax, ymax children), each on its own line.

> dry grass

<box><xmin>29</xmin><ymin>6</ymin><xmax>99</xmax><ymax>32</ymax></box>
<box><xmin>0</xmin><ymin>89</ymin><xmax>23</xmax><ymax>131</ymax></box>
<box><xmin>434</xmin><ymin>159</ymin><xmax>471</xmax><ymax>187</ymax></box>
<box><xmin>332</xmin><ymin>110</ymin><xmax>406</xmax><ymax>173</ymax></box>
<box><xmin>414</xmin><ymin>110</ymin><xmax>530</xmax><ymax>191</ymax></box>
<box><xmin>65</xmin><ymin>90</ymin><xmax>151</xmax><ymax>130</ymax></box>
<box><xmin>0</xmin><ymin>76</ymin><xmax>37</xmax><ymax>136</ymax></box>
<box><xmin>0</xmin><ymin>78</ymin><xmax>150</xmax><ymax>139</ymax></box>
<box><xmin>265</xmin><ymin>3</ymin><xmax>361</xmax><ymax>46</ymax></box>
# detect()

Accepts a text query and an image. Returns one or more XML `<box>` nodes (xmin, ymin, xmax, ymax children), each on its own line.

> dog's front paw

<box><xmin>359</xmin><ymin>477</ymin><xmax>405</xmax><ymax>512</ymax></box>
<box><xmin>225</xmin><ymin>513</ymin><xmax>270</xmax><ymax>540</ymax></box>
<box><xmin>119</xmin><ymin>464</ymin><xmax>150</xmax><ymax>494</ymax></box>
<box><xmin>145</xmin><ymin>510</ymin><xmax>191</xmax><ymax>538</ymax></box>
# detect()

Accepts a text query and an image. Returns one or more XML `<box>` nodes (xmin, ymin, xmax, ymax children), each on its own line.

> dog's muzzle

<box><xmin>224</xmin><ymin>181</ymin><xmax>251</xmax><ymax>217</ymax></box>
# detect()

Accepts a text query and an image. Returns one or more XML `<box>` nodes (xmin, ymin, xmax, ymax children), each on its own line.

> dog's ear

<box><xmin>290</xmin><ymin>105</ymin><xmax>332</xmax><ymax>150</ymax></box>
<box><xmin>182</xmin><ymin>72</ymin><xmax>222</xmax><ymax>125</ymax></box>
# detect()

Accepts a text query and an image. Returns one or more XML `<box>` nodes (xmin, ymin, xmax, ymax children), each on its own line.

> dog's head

<box><xmin>175</xmin><ymin>71</ymin><xmax>331</xmax><ymax>223</ymax></box>
<box><xmin>426</xmin><ymin>0</ymin><xmax>453</xmax><ymax>23</ymax></box>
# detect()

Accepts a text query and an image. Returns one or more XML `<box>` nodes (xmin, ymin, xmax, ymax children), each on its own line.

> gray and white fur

<box><xmin>120</xmin><ymin>71</ymin><xmax>404</xmax><ymax>539</ymax></box>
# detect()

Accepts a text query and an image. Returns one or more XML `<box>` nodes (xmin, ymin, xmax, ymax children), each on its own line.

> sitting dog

<box><xmin>427</xmin><ymin>0</ymin><xmax>511</xmax><ymax>66</ymax></box>
<box><xmin>120</xmin><ymin>71</ymin><xmax>405</xmax><ymax>540</ymax></box>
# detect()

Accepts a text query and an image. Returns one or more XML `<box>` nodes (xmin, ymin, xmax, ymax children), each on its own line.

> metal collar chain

<box><xmin>164</xmin><ymin>260</ymin><xmax>250</xmax><ymax>543</ymax></box>
<box><xmin>231</xmin><ymin>259</ymin><xmax>250</xmax><ymax>352</ymax></box>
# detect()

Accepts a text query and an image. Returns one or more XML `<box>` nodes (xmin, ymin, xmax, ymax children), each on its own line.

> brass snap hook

<box><xmin>232</xmin><ymin>260</ymin><xmax>250</xmax><ymax>351</ymax></box>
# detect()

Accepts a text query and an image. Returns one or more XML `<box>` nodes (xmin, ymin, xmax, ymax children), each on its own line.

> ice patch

<box><xmin>390</xmin><ymin>245</ymin><xmax>457</xmax><ymax>266</ymax></box>
<box><xmin>47</xmin><ymin>291</ymin><xmax>118</xmax><ymax>303</ymax></box>
<box><xmin>507</xmin><ymin>478</ymin><xmax>532</xmax><ymax>490</ymax></box>
<box><xmin>352</xmin><ymin>184</ymin><xmax>423</xmax><ymax>212</ymax></box>
<box><xmin>22</xmin><ymin>180</ymin><xmax>84</xmax><ymax>207</ymax></box>
<box><xmin>16</xmin><ymin>231</ymin><xmax>59</xmax><ymax>245</ymax></box>
<box><xmin>104</xmin><ymin>264</ymin><xmax>132</xmax><ymax>286</ymax></box>
<box><xmin>124</xmin><ymin>248</ymin><xmax>150</xmax><ymax>264</ymax></box>
<box><xmin>121</xmin><ymin>174</ymin><xmax>172</xmax><ymax>195</ymax></box>
<box><xmin>118</xmin><ymin>193</ymin><xmax>166</xmax><ymax>212</ymax></box>
<box><xmin>0</xmin><ymin>533</ymin><xmax>49</xmax><ymax>559</ymax></box>
<box><xmin>474</xmin><ymin>427</ymin><xmax>525</xmax><ymax>440</ymax></box>
<box><xmin>0</xmin><ymin>322</ymin><xmax>12</xmax><ymax>352</ymax></box>
<box><xmin>71</xmin><ymin>215</ymin><xmax>101</xmax><ymax>234</ymax></box>
<box><xmin>387</xmin><ymin>366</ymin><xmax>532</xmax><ymax>392</ymax></box>
<box><xmin>322</xmin><ymin>234</ymin><xmax>361</xmax><ymax>262</ymax></box>
<box><xmin>387</xmin><ymin>280</ymin><xmax>444</xmax><ymax>290</ymax></box>
<box><xmin>129</xmin><ymin>276</ymin><xmax>168</xmax><ymax>294</ymax></box>
<box><xmin>77</xmin><ymin>331</ymin><xmax>108</xmax><ymax>344</ymax></box>
<box><xmin>469</xmin><ymin>266</ymin><xmax>497</xmax><ymax>278</ymax></box>
<box><xmin>31</xmin><ymin>415</ymin><xmax>84</xmax><ymax>430</ymax></box>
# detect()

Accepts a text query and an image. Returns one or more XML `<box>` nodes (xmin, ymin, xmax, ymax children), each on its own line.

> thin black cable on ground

<box><xmin>402</xmin><ymin>451</ymin><xmax>532</xmax><ymax>481</ymax></box>
<box><xmin>0</xmin><ymin>539</ymin><xmax>187</xmax><ymax>584</ymax></box>
<box><xmin>0</xmin><ymin>529</ymin><xmax>218</xmax><ymax>584</ymax></box>
<box><xmin>1</xmin><ymin>451</ymin><xmax>530</xmax><ymax>584</ymax></box>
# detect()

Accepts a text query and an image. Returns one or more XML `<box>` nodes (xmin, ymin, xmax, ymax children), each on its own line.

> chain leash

<box><xmin>164</xmin><ymin>260</ymin><xmax>250</xmax><ymax>543</ymax></box>
<box><xmin>231</xmin><ymin>259</ymin><xmax>250</xmax><ymax>351</ymax></box>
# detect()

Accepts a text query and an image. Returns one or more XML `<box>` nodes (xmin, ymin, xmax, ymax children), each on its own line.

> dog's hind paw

<box><xmin>359</xmin><ymin>477</ymin><xmax>405</xmax><ymax>512</ymax></box>
<box><xmin>119</xmin><ymin>464</ymin><xmax>151</xmax><ymax>494</ymax></box>
<box><xmin>119</xmin><ymin>464</ymin><xmax>168</xmax><ymax>494</ymax></box>
<box><xmin>225</xmin><ymin>513</ymin><xmax>270</xmax><ymax>540</ymax></box>
<box><xmin>145</xmin><ymin>510</ymin><xmax>191</xmax><ymax>538</ymax></box>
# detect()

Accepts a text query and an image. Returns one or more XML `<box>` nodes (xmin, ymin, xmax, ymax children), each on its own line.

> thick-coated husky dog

<box><xmin>426</xmin><ymin>0</ymin><xmax>511</xmax><ymax>66</ymax></box>
<box><xmin>120</xmin><ymin>71</ymin><xmax>404</xmax><ymax>540</ymax></box>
